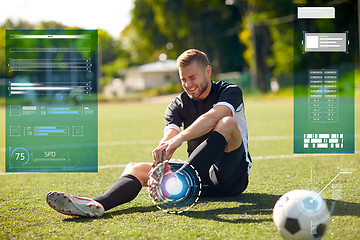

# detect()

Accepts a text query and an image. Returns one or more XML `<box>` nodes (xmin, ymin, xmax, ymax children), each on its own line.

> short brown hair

<box><xmin>177</xmin><ymin>49</ymin><xmax>210</xmax><ymax>69</ymax></box>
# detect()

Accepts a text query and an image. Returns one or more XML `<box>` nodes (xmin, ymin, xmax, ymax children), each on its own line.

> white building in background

<box><xmin>103</xmin><ymin>78</ymin><xmax>126</xmax><ymax>98</ymax></box>
<box><xmin>124</xmin><ymin>59</ymin><xmax>179</xmax><ymax>91</ymax></box>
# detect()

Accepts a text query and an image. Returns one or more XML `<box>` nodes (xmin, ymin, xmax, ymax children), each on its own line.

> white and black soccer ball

<box><xmin>273</xmin><ymin>189</ymin><xmax>330</xmax><ymax>240</ymax></box>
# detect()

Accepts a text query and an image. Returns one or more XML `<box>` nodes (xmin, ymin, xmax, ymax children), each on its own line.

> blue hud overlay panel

<box><xmin>294</xmin><ymin>4</ymin><xmax>356</xmax><ymax>154</ymax></box>
<box><xmin>5</xmin><ymin>30</ymin><xmax>98</xmax><ymax>172</ymax></box>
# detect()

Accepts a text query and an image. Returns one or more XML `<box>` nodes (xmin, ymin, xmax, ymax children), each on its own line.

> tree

<box><xmin>38</xmin><ymin>21</ymin><xmax>67</xmax><ymax>29</ymax></box>
<box><xmin>98</xmin><ymin>29</ymin><xmax>121</xmax><ymax>65</ymax></box>
<box><xmin>237</xmin><ymin>0</ymin><xmax>293</xmax><ymax>92</ymax></box>
<box><xmin>123</xmin><ymin>0</ymin><xmax>246</xmax><ymax>75</ymax></box>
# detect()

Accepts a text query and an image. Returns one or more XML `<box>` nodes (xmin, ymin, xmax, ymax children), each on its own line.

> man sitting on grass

<box><xmin>47</xmin><ymin>49</ymin><xmax>252</xmax><ymax>217</ymax></box>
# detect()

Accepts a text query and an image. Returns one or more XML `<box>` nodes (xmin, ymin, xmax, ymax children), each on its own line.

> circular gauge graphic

<box><xmin>10</xmin><ymin>147</ymin><xmax>30</xmax><ymax>167</ymax></box>
<box><xmin>148</xmin><ymin>160</ymin><xmax>202</xmax><ymax>214</ymax></box>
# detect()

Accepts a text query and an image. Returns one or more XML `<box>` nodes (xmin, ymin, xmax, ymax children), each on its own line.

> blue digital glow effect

<box><xmin>35</xmin><ymin>130</ymin><xmax>65</xmax><ymax>132</ymax></box>
<box><xmin>162</xmin><ymin>172</ymin><xmax>188</xmax><ymax>200</ymax></box>
<box><xmin>48</xmin><ymin>111</ymin><xmax>79</xmax><ymax>114</ymax></box>
<box><xmin>10</xmin><ymin>147</ymin><xmax>30</xmax><ymax>166</ymax></box>
<box><xmin>48</xmin><ymin>108</ymin><xmax>70</xmax><ymax>110</ymax></box>
<box><xmin>302</xmin><ymin>197</ymin><xmax>318</xmax><ymax>211</ymax></box>
<box><xmin>155</xmin><ymin>162</ymin><xmax>201</xmax><ymax>213</ymax></box>
<box><xmin>164</xmin><ymin>174</ymin><xmax>183</xmax><ymax>196</ymax></box>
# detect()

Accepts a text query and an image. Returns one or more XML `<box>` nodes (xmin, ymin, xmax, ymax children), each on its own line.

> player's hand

<box><xmin>152</xmin><ymin>135</ymin><xmax>184</xmax><ymax>165</ymax></box>
<box><xmin>152</xmin><ymin>149</ymin><xmax>166</xmax><ymax>166</ymax></box>
<box><xmin>148</xmin><ymin>160</ymin><xmax>173</xmax><ymax>202</ymax></box>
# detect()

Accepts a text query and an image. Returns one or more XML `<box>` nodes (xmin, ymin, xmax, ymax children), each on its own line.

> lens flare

<box><xmin>164</xmin><ymin>175</ymin><xmax>183</xmax><ymax>195</ymax></box>
<box><xmin>148</xmin><ymin>161</ymin><xmax>201</xmax><ymax>213</ymax></box>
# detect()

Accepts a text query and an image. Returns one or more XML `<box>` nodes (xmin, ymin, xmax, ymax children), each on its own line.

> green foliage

<box><xmin>98</xmin><ymin>29</ymin><xmax>120</xmax><ymax>65</ymax></box>
<box><xmin>98</xmin><ymin>29</ymin><xmax>133</xmax><ymax>85</ymax></box>
<box><xmin>267</xmin><ymin>24</ymin><xmax>293</xmax><ymax>77</ymax></box>
<box><xmin>38</xmin><ymin>21</ymin><xmax>67</xmax><ymax>29</ymax></box>
<box><xmin>2</xmin><ymin>18</ymin><xmax>34</xmax><ymax>29</ymax></box>
<box><xmin>101</xmin><ymin>57</ymin><xmax>129</xmax><ymax>85</ymax></box>
<box><xmin>239</xmin><ymin>16</ymin><xmax>254</xmax><ymax>71</ymax></box>
<box><xmin>238</xmin><ymin>0</ymin><xmax>294</xmax><ymax>91</ymax></box>
<box><xmin>125</xmin><ymin>0</ymin><xmax>245</xmax><ymax>74</ymax></box>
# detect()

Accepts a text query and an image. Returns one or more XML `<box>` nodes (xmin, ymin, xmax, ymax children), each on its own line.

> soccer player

<box><xmin>47</xmin><ymin>49</ymin><xmax>252</xmax><ymax>217</ymax></box>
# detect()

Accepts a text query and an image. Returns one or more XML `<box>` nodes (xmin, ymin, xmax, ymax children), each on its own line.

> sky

<box><xmin>0</xmin><ymin>0</ymin><xmax>134</xmax><ymax>38</ymax></box>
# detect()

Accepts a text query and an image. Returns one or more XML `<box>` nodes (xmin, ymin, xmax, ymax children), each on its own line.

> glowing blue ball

<box><xmin>149</xmin><ymin>161</ymin><xmax>202</xmax><ymax>213</ymax></box>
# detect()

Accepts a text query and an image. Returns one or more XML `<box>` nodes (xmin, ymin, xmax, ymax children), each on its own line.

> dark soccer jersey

<box><xmin>164</xmin><ymin>81</ymin><xmax>251</xmax><ymax>169</ymax></box>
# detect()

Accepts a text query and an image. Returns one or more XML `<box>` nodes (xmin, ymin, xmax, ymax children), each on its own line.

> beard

<box><xmin>185</xmin><ymin>79</ymin><xmax>209</xmax><ymax>100</ymax></box>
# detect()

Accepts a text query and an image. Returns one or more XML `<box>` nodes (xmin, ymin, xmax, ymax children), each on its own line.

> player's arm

<box><xmin>159</xmin><ymin>128</ymin><xmax>179</xmax><ymax>144</ymax></box>
<box><xmin>177</xmin><ymin>105</ymin><xmax>232</xmax><ymax>142</ymax></box>
<box><xmin>152</xmin><ymin>128</ymin><xmax>179</xmax><ymax>165</ymax></box>
<box><xmin>154</xmin><ymin>105</ymin><xmax>232</xmax><ymax>161</ymax></box>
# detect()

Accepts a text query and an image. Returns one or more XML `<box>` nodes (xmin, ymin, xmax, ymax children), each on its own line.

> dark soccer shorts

<box><xmin>191</xmin><ymin>142</ymin><xmax>249</xmax><ymax>197</ymax></box>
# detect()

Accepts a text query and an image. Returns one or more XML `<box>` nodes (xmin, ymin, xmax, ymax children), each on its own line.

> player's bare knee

<box><xmin>123</xmin><ymin>162</ymin><xmax>140</xmax><ymax>175</ymax></box>
<box><xmin>123</xmin><ymin>162</ymin><xmax>136</xmax><ymax>173</ymax></box>
<box><xmin>214</xmin><ymin>116</ymin><xmax>237</xmax><ymax>137</ymax></box>
<box><xmin>124</xmin><ymin>162</ymin><xmax>149</xmax><ymax>173</ymax></box>
<box><xmin>123</xmin><ymin>162</ymin><xmax>151</xmax><ymax>186</ymax></box>
<box><xmin>222</xmin><ymin>116</ymin><xmax>237</xmax><ymax>127</ymax></box>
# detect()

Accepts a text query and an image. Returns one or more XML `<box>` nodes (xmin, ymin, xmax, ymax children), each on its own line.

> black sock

<box><xmin>94</xmin><ymin>174</ymin><xmax>142</xmax><ymax>211</ymax></box>
<box><xmin>181</xmin><ymin>131</ymin><xmax>227</xmax><ymax>185</ymax></box>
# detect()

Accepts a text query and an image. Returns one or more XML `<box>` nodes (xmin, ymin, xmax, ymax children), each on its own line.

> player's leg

<box><xmin>47</xmin><ymin>162</ymin><xmax>152</xmax><ymax>217</ymax></box>
<box><xmin>182</xmin><ymin>116</ymin><xmax>242</xmax><ymax>191</ymax></box>
<box><xmin>202</xmin><ymin>116</ymin><xmax>249</xmax><ymax>196</ymax></box>
<box><xmin>93</xmin><ymin>162</ymin><xmax>152</xmax><ymax>210</ymax></box>
<box><xmin>213</xmin><ymin>116</ymin><xmax>242</xmax><ymax>153</ymax></box>
<box><xmin>207</xmin><ymin>142</ymin><xmax>249</xmax><ymax>197</ymax></box>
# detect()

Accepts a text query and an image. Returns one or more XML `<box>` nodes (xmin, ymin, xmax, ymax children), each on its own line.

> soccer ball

<box><xmin>273</xmin><ymin>190</ymin><xmax>330</xmax><ymax>240</ymax></box>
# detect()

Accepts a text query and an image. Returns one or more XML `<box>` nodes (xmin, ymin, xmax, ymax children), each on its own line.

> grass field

<box><xmin>0</xmin><ymin>97</ymin><xmax>359</xmax><ymax>239</ymax></box>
